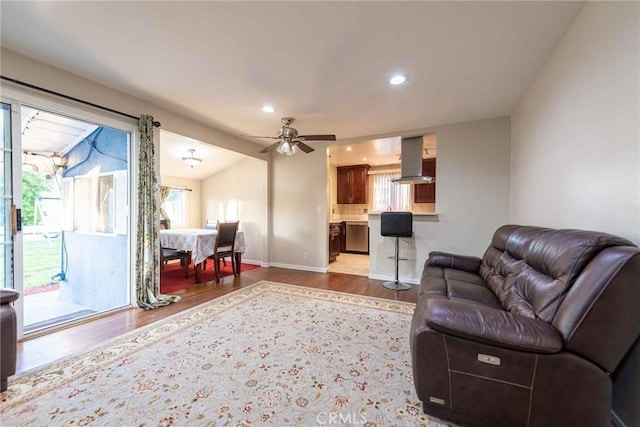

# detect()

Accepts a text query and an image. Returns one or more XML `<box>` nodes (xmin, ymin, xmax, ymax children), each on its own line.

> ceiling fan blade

<box><xmin>259</xmin><ymin>142</ymin><xmax>282</xmax><ymax>153</ymax></box>
<box><xmin>296</xmin><ymin>142</ymin><xmax>315</xmax><ymax>153</ymax></box>
<box><xmin>298</xmin><ymin>134</ymin><xmax>336</xmax><ymax>141</ymax></box>
<box><xmin>241</xmin><ymin>135</ymin><xmax>281</xmax><ymax>139</ymax></box>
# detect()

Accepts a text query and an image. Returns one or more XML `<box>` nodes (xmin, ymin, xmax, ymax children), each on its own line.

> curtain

<box><xmin>159</xmin><ymin>185</ymin><xmax>172</xmax><ymax>228</ymax></box>
<box><xmin>372</xmin><ymin>173</ymin><xmax>410</xmax><ymax>212</ymax></box>
<box><xmin>135</xmin><ymin>115</ymin><xmax>180</xmax><ymax>309</ymax></box>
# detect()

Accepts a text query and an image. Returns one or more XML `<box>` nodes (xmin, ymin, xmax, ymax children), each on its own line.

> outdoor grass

<box><xmin>23</xmin><ymin>236</ymin><xmax>62</xmax><ymax>289</ymax></box>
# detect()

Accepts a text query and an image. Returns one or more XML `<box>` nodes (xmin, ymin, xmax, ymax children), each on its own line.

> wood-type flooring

<box><xmin>16</xmin><ymin>267</ymin><xmax>419</xmax><ymax>374</ymax></box>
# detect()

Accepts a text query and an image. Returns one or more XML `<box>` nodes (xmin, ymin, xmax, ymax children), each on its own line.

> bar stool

<box><xmin>381</xmin><ymin>211</ymin><xmax>413</xmax><ymax>291</ymax></box>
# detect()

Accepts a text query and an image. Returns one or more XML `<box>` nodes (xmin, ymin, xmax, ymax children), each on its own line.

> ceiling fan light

<box><xmin>276</xmin><ymin>141</ymin><xmax>298</xmax><ymax>156</ymax></box>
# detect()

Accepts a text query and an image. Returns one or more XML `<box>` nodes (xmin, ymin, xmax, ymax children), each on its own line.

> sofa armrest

<box><xmin>427</xmin><ymin>251</ymin><xmax>482</xmax><ymax>274</ymax></box>
<box><xmin>423</xmin><ymin>298</ymin><xmax>563</xmax><ymax>353</ymax></box>
<box><xmin>0</xmin><ymin>289</ymin><xmax>19</xmax><ymax>305</ymax></box>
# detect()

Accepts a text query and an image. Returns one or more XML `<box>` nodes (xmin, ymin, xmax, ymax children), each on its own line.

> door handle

<box><xmin>11</xmin><ymin>205</ymin><xmax>21</xmax><ymax>234</ymax></box>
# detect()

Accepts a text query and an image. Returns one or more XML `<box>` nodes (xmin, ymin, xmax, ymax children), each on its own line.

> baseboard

<box><xmin>611</xmin><ymin>410</ymin><xmax>627</xmax><ymax>427</ymax></box>
<box><xmin>368</xmin><ymin>273</ymin><xmax>420</xmax><ymax>285</ymax></box>
<box><xmin>268</xmin><ymin>263</ymin><xmax>328</xmax><ymax>273</ymax></box>
<box><xmin>241</xmin><ymin>259</ymin><xmax>269</xmax><ymax>267</ymax></box>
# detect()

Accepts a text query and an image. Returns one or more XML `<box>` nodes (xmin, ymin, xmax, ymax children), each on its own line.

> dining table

<box><xmin>159</xmin><ymin>228</ymin><xmax>247</xmax><ymax>283</ymax></box>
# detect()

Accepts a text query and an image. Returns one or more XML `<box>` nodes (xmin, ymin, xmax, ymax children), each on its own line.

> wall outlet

<box><xmin>303</xmin><ymin>252</ymin><xmax>309</xmax><ymax>260</ymax></box>
<box><xmin>317</xmin><ymin>206</ymin><xmax>323</xmax><ymax>214</ymax></box>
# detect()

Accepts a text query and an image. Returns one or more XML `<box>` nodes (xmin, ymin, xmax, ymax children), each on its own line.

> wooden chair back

<box><xmin>215</xmin><ymin>221</ymin><xmax>239</xmax><ymax>253</ymax></box>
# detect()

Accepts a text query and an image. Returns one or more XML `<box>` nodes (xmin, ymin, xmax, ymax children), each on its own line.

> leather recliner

<box><xmin>410</xmin><ymin>224</ymin><xmax>640</xmax><ymax>427</ymax></box>
<box><xmin>1</xmin><ymin>288</ymin><xmax>19</xmax><ymax>392</ymax></box>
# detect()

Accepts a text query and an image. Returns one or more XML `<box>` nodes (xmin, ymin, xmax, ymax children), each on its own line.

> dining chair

<box><xmin>159</xmin><ymin>218</ymin><xmax>190</xmax><ymax>279</ymax></box>
<box><xmin>207</xmin><ymin>221</ymin><xmax>239</xmax><ymax>282</ymax></box>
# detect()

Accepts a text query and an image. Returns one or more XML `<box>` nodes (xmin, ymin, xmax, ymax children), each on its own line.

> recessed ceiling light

<box><xmin>362</xmin><ymin>157</ymin><xmax>367</xmax><ymax>162</ymax></box>
<box><xmin>346</xmin><ymin>146</ymin><xmax>352</xmax><ymax>152</ymax></box>
<box><xmin>389</xmin><ymin>74</ymin><xmax>407</xmax><ymax>85</ymax></box>
<box><xmin>262</xmin><ymin>105</ymin><xmax>275</xmax><ymax>113</ymax></box>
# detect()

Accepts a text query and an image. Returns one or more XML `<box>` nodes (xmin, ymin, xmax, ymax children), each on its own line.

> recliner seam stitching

<box><xmin>527</xmin><ymin>354</ymin><xmax>538</xmax><ymax>427</ymax></box>
<box><xmin>442</xmin><ymin>334</ymin><xmax>452</xmax><ymax>409</ymax></box>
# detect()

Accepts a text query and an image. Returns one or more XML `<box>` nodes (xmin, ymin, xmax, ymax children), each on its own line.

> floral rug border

<box><xmin>1</xmin><ymin>281</ymin><xmax>415</xmax><ymax>410</ymax></box>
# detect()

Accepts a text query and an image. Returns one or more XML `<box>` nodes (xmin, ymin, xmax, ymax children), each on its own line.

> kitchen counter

<box><xmin>368</xmin><ymin>212</ymin><xmax>438</xmax><ymax>217</ymax></box>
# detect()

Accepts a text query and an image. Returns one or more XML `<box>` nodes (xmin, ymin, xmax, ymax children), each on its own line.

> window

<box><xmin>162</xmin><ymin>189</ymin><xmax>186</xmax><ymax>227</ymax></box>
<box><xmin>372</xmin><ymin>173</ymin><xmax>410</xmax><ymax>212</ymax></box>
<box><xmin>62</xmin><ymin>170</ymin><xmax>127</xmax><ymax>234</ymax></box>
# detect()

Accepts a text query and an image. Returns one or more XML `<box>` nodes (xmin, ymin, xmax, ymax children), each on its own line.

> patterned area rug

<box><xmin>1</xmin><ymin>281</ymin><xmax>450</xmax><ymax>426</ymax></box>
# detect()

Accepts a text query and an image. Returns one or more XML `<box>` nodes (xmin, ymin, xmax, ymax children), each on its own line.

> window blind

<box><xmin>372</xmin><ymin>173</ymin><xmax>410</xmax><ymax>212</ymax></box>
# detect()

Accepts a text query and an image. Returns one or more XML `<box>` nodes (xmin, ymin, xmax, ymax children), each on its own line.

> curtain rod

<box><xmin>0</xmin><ymin>75</ymin><xmax>161</xmax><ymax>127</ymax></box>
<box><xmin>165</xmin><ymin>185</ymin><xmax>192</xmax><ymax>192</ymax></box>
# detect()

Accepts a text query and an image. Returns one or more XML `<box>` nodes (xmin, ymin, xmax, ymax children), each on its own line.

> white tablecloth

<box><xmin>160</xmin><ymin>228</ymin><xmax>246</xmax><ymax>265</ymax></box>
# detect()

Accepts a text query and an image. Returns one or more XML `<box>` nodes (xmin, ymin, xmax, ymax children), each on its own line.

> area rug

<box><xmin>160</xmin><ymin>261</ymin><xmax>261</xmax><ymax>293</ymax></box>
<box><xmin>0</xmin><ymin>281</ymin><xmax>449</xmax><ymax>426</ymax></box>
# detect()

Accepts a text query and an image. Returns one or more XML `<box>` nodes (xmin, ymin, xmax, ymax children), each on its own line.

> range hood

<box><xmin>392</xmin><ymin>136</ymin><xmax>435</xmax><ymax>184</ymax></box>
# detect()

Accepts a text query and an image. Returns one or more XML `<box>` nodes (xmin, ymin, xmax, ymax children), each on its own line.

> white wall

<box><xmin>160</xmin><ymin>176</ymin><xmax>202</xmax><ymax>229</ymax></box>
<box><xmin>271</xmin><ymin>145</ymin><xmax>330</xmax><ymax>271</ymax></box>
<box><xmin>510</xmin><ymin>2</ymin><xmax>640</xmax><ymax>244</ymax></box>
<box><xmin>201</xmin><ymin>157</ymin><xmax>268</xmax><ymax>265</ymax></box>
<box><xmin>369</xmin><ymin>117</ymin><xmax>511</xmax><ymax>282</ymax></box>
<box><xmin>0</xmin><ymin>48</ymin><xmax>267</xmax><ymax>160</ymax></box>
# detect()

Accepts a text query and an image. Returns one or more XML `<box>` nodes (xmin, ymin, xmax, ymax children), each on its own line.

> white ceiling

<box><xmin>329</xmin><ymin>134</ymin><xmax>436</xmax><ymax>167</ymax></box>
<box><xmin>1</xmin><ymin>2</ymin><xmax>583</xmax><ymax>155</ymax></box>
<box><xmin>160</xmin><ymin>130</ymin><xmax>247</xmax><ymax>180</ymax></box>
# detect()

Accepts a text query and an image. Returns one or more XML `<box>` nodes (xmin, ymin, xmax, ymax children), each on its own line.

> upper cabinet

<box><xmin>337</xmin><ymin>164</ymin><xmax>370</xmax><ymax>204</ymax></box>
<box><xmin>414</xmin><ymin>158</ymin><xmax>436</xmax><ymax>203</ymax></box>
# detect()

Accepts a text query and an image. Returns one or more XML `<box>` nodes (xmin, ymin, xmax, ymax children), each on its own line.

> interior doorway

<box><xmin>327</xmin><ymin>253</ymin><xmax>369</xmax><ymax>276</ymax></box>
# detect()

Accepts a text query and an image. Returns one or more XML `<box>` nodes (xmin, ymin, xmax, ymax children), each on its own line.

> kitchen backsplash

<box><xmin>332</xmin><ymin>202</ymin><xmax>436</xmax><ymax>221</ymax></box>
<box><xmin>335</xmin><ymin>204</ymin><xmax>368</xmax><ymax>216</ymax></box>
<box><xmin>413</xmin><ymin>203</ymin><xmax>436</xmax><ymax>214</ymax></box>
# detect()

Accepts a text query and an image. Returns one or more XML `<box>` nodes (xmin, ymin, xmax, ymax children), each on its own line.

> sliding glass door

<box><xmin>1</xmin><ymin>103</ymin><xmax>15</xmax><ymax>291</ymax></box>
<box><xmin>2</xmin><ymin>89</ymin><xmax>136</xmax><ymax>337</ymax></box>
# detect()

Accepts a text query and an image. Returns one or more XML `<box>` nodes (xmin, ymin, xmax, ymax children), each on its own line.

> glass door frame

<box><xmin>1</xmin><ymin>85</ymin><xmax>139</xmax><ymax>339</ymax></box>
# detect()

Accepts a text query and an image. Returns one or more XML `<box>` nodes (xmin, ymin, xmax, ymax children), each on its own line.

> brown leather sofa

<box><xmin>1</xmin><ymin>288</ymin><xmax>19</xmax><ymax>392</ymax></box>
<box><xmin>410</xmin><ymin>224</ymin><xmax>640</xmax><ymax>427</ymax></box>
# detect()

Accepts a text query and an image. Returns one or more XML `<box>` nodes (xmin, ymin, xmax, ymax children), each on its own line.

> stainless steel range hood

<box><xmin>392</xmin><ymin>136</ymin><xmax>435</xmax><ymax>184</ymax></box>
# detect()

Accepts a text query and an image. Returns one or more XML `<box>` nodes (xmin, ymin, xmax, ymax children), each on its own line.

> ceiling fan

<box><xmin>248</xmin><ymin>117</ymin><xmax>336</xmax><ymax>156</ymax></box>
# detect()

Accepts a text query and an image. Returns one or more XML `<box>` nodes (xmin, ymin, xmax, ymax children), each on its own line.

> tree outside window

<box><xmin>22</xmin><ymin>171</ymin><xmax>49</xmax><ymax>225</ymax></box>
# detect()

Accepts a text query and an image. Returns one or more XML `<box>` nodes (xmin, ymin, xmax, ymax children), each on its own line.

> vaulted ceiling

<box><xmin>0</xmin><ymin>1</ymin><xmax>584</xmax><ymax>151</ymax></box>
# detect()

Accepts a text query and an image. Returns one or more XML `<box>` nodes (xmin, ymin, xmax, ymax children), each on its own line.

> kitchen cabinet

<box><xmin>329</xmin><ymin>222</ymin><xmax>342</xmax><ymax>263</ymax></box>
<box><xmin>414</xmin><ymin>158</ymin><xmax>436</xmax><ymax>203</ymax></box>
<box><xmin>337</xmin><ymin>164</ymin><xmax>370</xmax><ymax>204</ymax></box>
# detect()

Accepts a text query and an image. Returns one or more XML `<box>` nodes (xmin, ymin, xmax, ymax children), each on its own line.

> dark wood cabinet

<box><xmin>414</xmin><ymin>158</ymin><xmax>436</xmax><ymax>203</ymax></box>
<box><xmin>329</xmin><ymin>223</ymin><xmax>342</xmax><ymax>263</ymax></box>
<box><xmin>337</xmin><ymin>164</ymin><xmax>370</xmax><ymax>204</ymax></box>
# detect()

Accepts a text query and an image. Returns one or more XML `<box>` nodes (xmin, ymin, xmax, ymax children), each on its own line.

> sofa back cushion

<box><xmin>480</xmin><ymin>225</ymin><xmax>633</xmax><ymax>322</ymax></box>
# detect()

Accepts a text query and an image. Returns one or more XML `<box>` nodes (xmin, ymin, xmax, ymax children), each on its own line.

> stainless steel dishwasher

<box><xmin>345</xmin><ymin>222</ymin><xmax>369</xmax><ymax>254</ymax></box>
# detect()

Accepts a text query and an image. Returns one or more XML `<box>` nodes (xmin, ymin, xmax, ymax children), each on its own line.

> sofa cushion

<box><xmin>480</xmin><ymin>249</ymin><xmax>526</xmax><ymax>301</ymax></box>
<box><xmin>479</xmin><ymin>225</ymin><xmax>634</xmax><ymax>322</ymax></box>
<box><xmin>421</xmin><ymin>265</ymin><xmax>501</xmax><ymax>309</ymax></box>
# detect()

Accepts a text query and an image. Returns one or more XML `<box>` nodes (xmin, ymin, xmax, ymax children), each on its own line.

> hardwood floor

<box><xmin>16</xmin><ymin>267</ymin><xmax>419</xmax><ymax>375</ymax></box>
